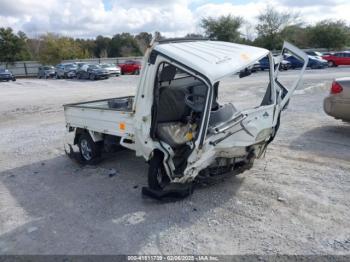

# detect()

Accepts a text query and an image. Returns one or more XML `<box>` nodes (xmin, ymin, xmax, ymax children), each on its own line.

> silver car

<box><xmin>56</xmin><ymin>63</ymin><xmax>78</xmax><ymax>79</ymax></box>
<box><xmin>99</xmin><ymin>63</ymin><xmax>121</xmax><ymax>76</ymax></box>
<box><xmin>324</xmin><ymin>77</ymin><xmax>350</xmax><ymax>122</ymax></box>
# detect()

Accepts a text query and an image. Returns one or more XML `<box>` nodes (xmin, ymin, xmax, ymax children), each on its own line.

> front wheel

<box><xmin>89</xmin><ymin>74</ymin><xmax>95</xmax><ymax>80</ymax></box>
<box><xmin>134</xmin><ymin>69</ymin><xmax>140</xmax><ymax>75</ymax></box>
<box><xmin>78</xmin><ymin>133</ymin><xmax>102</xmax><ymax>164</ymax></box>
<box><xmin>328</xmin><ymin>61</ymin><xmax>335</xmax><ymax>67</ymax></box>
<box><xmin>148</xmin><ymin>151</ymin><xmax>170</xmax><ymax>190</ymax></box>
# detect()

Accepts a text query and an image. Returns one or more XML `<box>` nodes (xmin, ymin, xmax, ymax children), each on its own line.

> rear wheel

<box><xmin>78</xmin><ymin>133</ymin><xmax>102</xmax><ymax>164</ymax></box>
<box><xmin>328</xmin><ymin>61</ymin><xmax>335</xmax><ymax>67</ymax></box>
<box><xmin>148</xmin><ymin>151</ymin><xmax>170</xmax><ymax>190</ymax></box>
<box><xmin>89</xmin><ymin>74</ymin><xmax>95</xmax><ymax>80</ymax></box>
<box><xmin>134</xmin><ymin>69</ymin><xmax>140</xmax><ymax>75</ymax></box>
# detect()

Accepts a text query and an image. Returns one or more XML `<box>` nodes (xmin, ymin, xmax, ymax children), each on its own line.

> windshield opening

<box><xmin>89</xmin><ymin>65</ymin><xmax>100</xmax><ymax>69</ymax></box>
<box><xmin>216</xmin><ymin>55</ymin><xmax>272</xmax><ymax>111</ymax></box>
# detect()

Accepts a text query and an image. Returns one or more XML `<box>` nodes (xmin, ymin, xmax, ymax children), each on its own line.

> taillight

<box><xmin>331</xmin><ymin>81</ymin><xmax>343</xmax><ymax>94</ymax></box>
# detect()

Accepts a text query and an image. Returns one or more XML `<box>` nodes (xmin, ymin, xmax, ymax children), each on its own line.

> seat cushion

<box><xmin>156</xmin><ymin>122</ymin><xmax>194</xmax><ymax>148</ymax></box>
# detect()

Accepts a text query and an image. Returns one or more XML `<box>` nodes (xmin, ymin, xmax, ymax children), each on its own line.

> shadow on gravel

<box><xmin>0</xmin><ymin>150</ymin><xmax>243</xmax><ymax>254</ymax></box>
<box><xmin>289</xmin><ymin>123</ymin><xmax>350</xmax><ymax>161</ymax></box>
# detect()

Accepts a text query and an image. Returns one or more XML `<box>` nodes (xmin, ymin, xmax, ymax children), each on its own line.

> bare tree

<box><xmin>255</xmin><ymin>6</ymin><xmax>301</xmax><ymax>50</ymax></box>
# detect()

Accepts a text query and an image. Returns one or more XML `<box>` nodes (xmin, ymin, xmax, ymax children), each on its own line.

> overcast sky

<box><xmin>0</xmin><ymin>0</ymin><xmax>349</xmax><ymax>38</ymax></box>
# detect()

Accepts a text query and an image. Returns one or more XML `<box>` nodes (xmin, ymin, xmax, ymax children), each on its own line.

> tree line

<box><xmin>1</xmin><ymin>6</ymin><xmax>349</xmax><ymax>65</ymax></box>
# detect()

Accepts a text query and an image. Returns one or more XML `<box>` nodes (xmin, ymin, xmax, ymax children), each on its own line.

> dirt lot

<box><xmin>0</xmin><ymin>68</ymin><xmax>349</xmax><ymax>255</ymax></box>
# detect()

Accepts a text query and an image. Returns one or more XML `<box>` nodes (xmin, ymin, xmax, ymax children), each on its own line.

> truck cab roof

<box><xmin>154</xmin><ymin>40</ymin><xmax>269</xmax><ymax>84</ymax></box>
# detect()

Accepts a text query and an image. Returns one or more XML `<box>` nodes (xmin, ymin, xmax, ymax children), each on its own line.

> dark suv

<box><xmin>76</xmin><ymin>64</ymin><xmax>109</xmax><ymax>80</ymax></box>
<box><xmin>0</xmin><ymin>68</ymin><xmax>16</xmax><ymax>81</ymax></box>
<box><xmin>56</xmin><ymin>63</ymin><xmax>77</xmax><ymax>79</ymax></box>
<box><xmin>38</xmin><ymin>65</ymin><xmax>56</xmax><ymax>79</ymax></box>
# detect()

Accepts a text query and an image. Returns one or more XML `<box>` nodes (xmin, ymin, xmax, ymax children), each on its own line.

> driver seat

<box><xmin>156</xmin><ymin>65</ymin><xmax>191</xmax><ymax>147</ymax></box>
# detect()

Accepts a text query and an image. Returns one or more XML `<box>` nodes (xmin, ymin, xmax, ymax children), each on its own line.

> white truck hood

<box><xmin>154</xmin><ymin>40</ymin><xmax>269</xmax><ymax>84</ymax></box>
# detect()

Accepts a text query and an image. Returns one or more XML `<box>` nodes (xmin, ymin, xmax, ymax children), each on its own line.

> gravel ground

<box><xmin>0</xmin><ymin>68</ymin><xmax>349</xmax><ymax>255</ymax></box>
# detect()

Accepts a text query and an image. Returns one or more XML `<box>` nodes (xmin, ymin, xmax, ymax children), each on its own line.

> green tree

<box><xmin>280</xmin><ymin>25</ymin><xmax>310</xmax><ymax>48</ymax></box>
<box><xmin>37</xmin><ymin>33</ymin><xmax>89</xmax><ymax>64</ymax></box>
<box><xmin>200</xmin><ymin>15</ymin><xmax>243</xmax><ymax>42</ymax></box>
<box><xmin>135</xmin><ymin>32</ymin><xmax>152</xmax><ymax>53</ymax></box>
<box><xmin>109</xmin><ymin>33</ymin><xmax>142</xmax><ymax>57</ymax></box>
<box><xmin>94</xmin><ymin>35</ymin><xmax>111</xmax><ymax>58</ymax></box>
<box><xmin>0</xmin><ymin>27</ymin><xmax>31</xmax><ymax>64</ymax></box>
<box><xmin>308</xmin><ymin>20</ymin><xmax>349</xmax><ymax>50</ymax></box>
<box><xmin>75</xmin><ymin>38</ymin><xmax>96</xmax><ymax>58</ymax></box>
<box><xmin>255</xmin><ymin>6</ymin><xmax>301</xmax><ymax>50</ymax></box>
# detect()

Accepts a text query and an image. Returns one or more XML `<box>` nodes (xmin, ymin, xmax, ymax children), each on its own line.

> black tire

<box><xmin>89</xmin><ymin>74</ymin><xmax>95</xmax><ymax>80</ymax></box>
<box><xmin>134</xmin><ymin>69</ymin><xmax>140</xmax><ymax>75</ymax></box>
<box><xmin>328</xmin><ymin>61</ymin><xmax>335</xmax><ymax>67</ymax></box>
<box><xmin>78</xmin><ymin>133</ymin><xmax>102</xmax><ymax>164</ymax></box>
<box><xmin>76</xmin><ymin>73</ymin><xmax>80</xmax><ymax>79</ymax></box>
<box><xmin>148</xmin><ymin>151</ymin><xmax>170</xmax><ymax>190</ymax></box>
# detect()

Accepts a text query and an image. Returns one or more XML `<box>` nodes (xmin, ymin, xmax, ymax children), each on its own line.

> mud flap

<box><xmin>142</xmin><ymin>182</ymin><xmax>194</xmax><ymax>200</ymax></box>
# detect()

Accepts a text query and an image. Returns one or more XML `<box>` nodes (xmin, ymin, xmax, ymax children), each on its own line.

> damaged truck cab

<box><xmin>64</xmin><ymin>39</ymin><xmax>308</xmax><ymax>194</ymax></box>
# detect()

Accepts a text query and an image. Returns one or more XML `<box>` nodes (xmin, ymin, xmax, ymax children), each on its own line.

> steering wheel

<box><xmin>185</xmin><ymin>93</ymin><xmax>206</xmax><ymax>112</ymax></box>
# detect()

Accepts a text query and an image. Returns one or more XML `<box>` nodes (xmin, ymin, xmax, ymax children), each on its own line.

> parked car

<box><xmin>322</xmin><ymin>52</ymin><xmax>350</xmax><ymax>67</ymax></box>
<box><xmin>255</xmin><ymin>57</ymin><xmax>270</xmax><ymax>71</ymax></box>
<box><xmin>56</xmin><ymin>63</ymin><xmax>78</xmax><ymax>79</ymax></box>
<box><xmin>253</xmin><ymin>56</ymin><xmax>291</xmax><ymax>71</ymax></box>
<box><xmin>119</xmin><ymin>60</ymin><xmax>141</xmax><ymax>75</ymax></box>
<box><xmin>76</xmin><ymin>64</ymin><xmax>109</xmax><ymax>80</ymax></box>
<box><xmin>305</xmin><ymin>51</ymin><xmax>324</xmax><ymax>59</ymax></box>
<box><xmin>0</xmin><ymin>68</ymin><xmax>16</xmax><ymax>81</ymax></box>
<box><xmin>324</xmin><ymin>78</ymin><xmax>350</xmax><ymax>122</ymax></box>
<box><xmin>74</xmin><ymin>62</ymin><xmax>87</xmax><ymax>69</ymax></box>
<box><xmin>279</xmin><ymin>59</ymin><xmax>292</xmax><ymax>70</ymax></box>
<box><xmin>284</xmin><ymin>54</ymin><xmax>327</xmax><ymax>69</ymax></box>
<box><xmin>99</xmin><ymin>63</ymin><xmax>121</xmax><ymax>76</ymax></box>
<box><xmin>38</xmin><ymin>65</ymin><xmax>56</xmax><ymax>79</ymax></box>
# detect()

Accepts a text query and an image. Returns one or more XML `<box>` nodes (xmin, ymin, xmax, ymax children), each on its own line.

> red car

<box><xmin>119</xmin><ymin>60</ymin><xmax>141</xmax><ymax>75</ymax></box>
<box><xmin>322</xmin><ymin>52</ymin><xmax>350</xmax><ymax>67</ymax></box>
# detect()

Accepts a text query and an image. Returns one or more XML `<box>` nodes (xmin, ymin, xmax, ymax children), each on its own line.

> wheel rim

<box><xmin>328</xmin><ymin>61</ymin><xmax>334</xmax><ymax>67</ymax></box>
<box><xmin>80</xmin><ymin>139</ymin><xmax>92</xmax><ymax>160</ymax></box>
<box><xmin>90</xmin><ymin>74</ymin><xmax>94</xmax><ymax>80</ymax></box>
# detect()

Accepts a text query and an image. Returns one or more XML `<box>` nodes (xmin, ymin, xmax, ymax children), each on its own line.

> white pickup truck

<box><xmin>64</xmin><ymin>38</ymin><xmax>308</xmax><ymax>197</ymax></box>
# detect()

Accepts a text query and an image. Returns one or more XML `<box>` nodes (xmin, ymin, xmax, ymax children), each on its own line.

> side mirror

<box><xmin>239</xmin><ymin>69</ymin><xmax>251</xmax><ymax>78</ymax></box>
